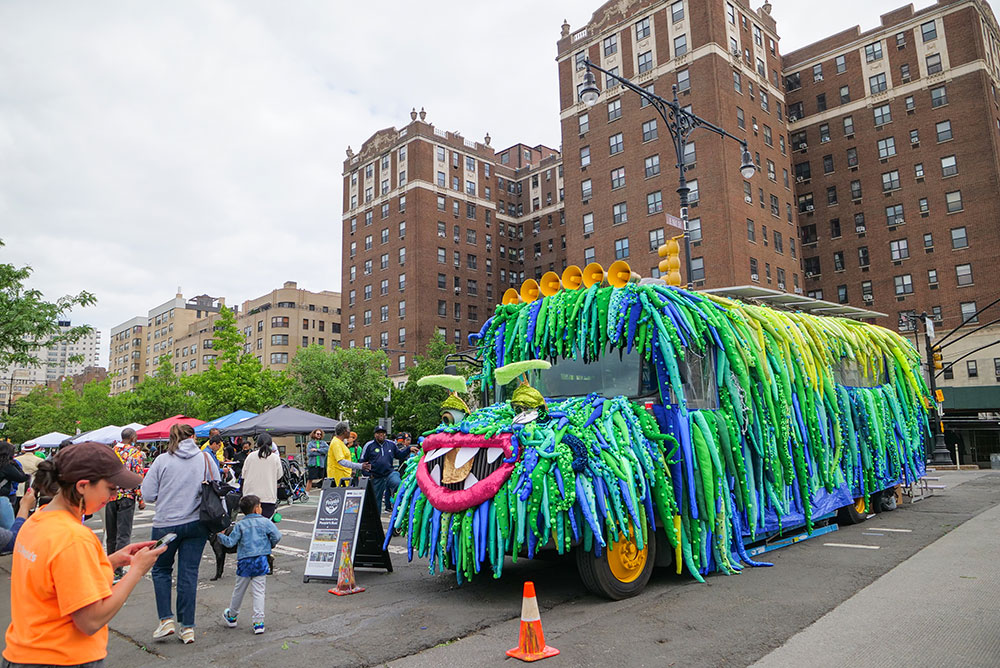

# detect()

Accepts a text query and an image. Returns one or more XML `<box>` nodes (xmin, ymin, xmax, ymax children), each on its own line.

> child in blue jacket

<box><xmin>218</xmin><ymin>494</ymin><xmax>281</xmax><ymax>634</ymax></box>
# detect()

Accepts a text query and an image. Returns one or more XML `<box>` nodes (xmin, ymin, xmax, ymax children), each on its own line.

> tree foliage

<box><xmin>0</xmin><ymin>239</ymin><xmax>97</xmax><ymax>369</ymax></box>
<box><xmin>182</xmin><ymin>306</ymin><xmax>292</xmax><ymax>417</ymax></box>
<box><xmin>286</xmin><ymin>345</ymin><xmax>391</xmax><ymax>441</ymax></box>
<box><xmin>120</xmin><ymin>355</ymin><xmax>196</xmax><ymax>423</ymax></box>
<box><xmin>388</xmin><ymin>333</ymin><xmax>475</xmax><ymax>438</ymax></box>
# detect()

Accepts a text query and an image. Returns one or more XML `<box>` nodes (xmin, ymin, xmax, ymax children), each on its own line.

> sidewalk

<box><xmin>753</xmin><ymin>485</ymin><xmax>1000</xmax><ymax>667</ymax></box>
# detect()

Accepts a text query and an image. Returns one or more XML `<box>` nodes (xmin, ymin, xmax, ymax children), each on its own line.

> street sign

<box><xmin>665</xmin><ymin>213</ymin><xmax>684</xmax><ymax>230</ymax></box>
<box><xmin>935</xmin><ymin>389</ymin><xmax>944</xmax><ymax>403</ymax></box>
<box><xmin>925</xmin><ymin>318</ymin><xmax>935</xmax><ymax>340</ymax></box>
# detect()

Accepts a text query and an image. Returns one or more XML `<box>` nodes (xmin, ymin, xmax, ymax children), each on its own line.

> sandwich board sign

<box><xmin>302</xmin><ymin>477</ymin><xmax>392</xmax><ymax>583</ymax></box>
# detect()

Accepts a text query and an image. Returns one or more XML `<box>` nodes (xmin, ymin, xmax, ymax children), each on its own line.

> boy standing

<box><xmin>219</xmin><ymin>495</ymin><xmax>282</xmax><ymax>634</ymax></box>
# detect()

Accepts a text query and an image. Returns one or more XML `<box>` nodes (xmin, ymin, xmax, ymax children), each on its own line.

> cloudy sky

<box><xmin>2</xmin><ymin>0</ymin><xmax>933</xmax><ymax>365</ymax></box>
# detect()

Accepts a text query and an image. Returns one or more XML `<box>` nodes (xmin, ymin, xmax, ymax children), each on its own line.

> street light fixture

<box><xmin>580</xmin><ymin>60</ymin><xmax>755</xmax><ymax>288</ymax></box>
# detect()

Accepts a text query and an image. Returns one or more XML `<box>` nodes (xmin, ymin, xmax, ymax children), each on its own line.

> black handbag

<box><xmin>199</xmin><ymin>452</ymin><xmax>231</xmax><ymax>533</ymax></box>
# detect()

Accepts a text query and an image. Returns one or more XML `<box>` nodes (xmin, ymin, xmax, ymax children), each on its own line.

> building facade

<box><xmin>109</xmin><ymin>316</ymin><xmax>146</xmax><ymax>394</ymax></box>
<box><xmin>556</xmin><ymin>0</ymin><xmax>803</xmax><ymax>292</ymax></box>
<box><xmin>341</xmin><ymin>109</ymin><xmax>565</xmax><ymax>381</ymax></box>
<box><xmin>783</xmin><ymin>0</ymin><xmax>1000</xmax><ymax>461</ymax></box>
<box><xmin>1</xmin><ymin>320</ymin><xmax>102</xmax><ymax>409</ymax></box>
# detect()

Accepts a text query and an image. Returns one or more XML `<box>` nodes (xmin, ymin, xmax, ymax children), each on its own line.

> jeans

<box><xmin>230</xmin><ymin>575</ymin><xmax>266</xmax><ymax>624</ymax></box>
<box><xmin>0</xmin><ymin>497</ymin><xmax>13</xmax><ymax>531</ymax></box>
<box><xmin>104</xmin><ymin>498</ymin><xmax>136</xmax><ymax>556</ymax></box>
<box><xmin>151</xmin><ymin>520</ymin><xmax>208</xmax><ymax>628</ymax></box>
<box><xmin>369</xmin><ymin>471</ymin><xmax>401</xmax><ymax>512</ymax></box>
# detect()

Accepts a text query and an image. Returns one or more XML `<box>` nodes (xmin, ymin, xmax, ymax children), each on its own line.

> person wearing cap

<box><xmin>105</xmin><ymin>427</ymin><xmax>146</xmax><ymax>581</ymax></box>
<box><xmin>360</xmin><ymin>426</ymin><xmax>416</xmax><ymax>512</ymax></box>
<box><xmin>2</xmin><ymin>442</ymin><xmax>166</xmax><ymax>668</ymax></box>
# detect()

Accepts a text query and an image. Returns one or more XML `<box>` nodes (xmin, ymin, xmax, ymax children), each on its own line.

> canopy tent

<box><xmin>22</xmin><ymin>431</ymin><xmax>72</xmax><ymax>448</ymax></box>
<box><xmin>136</xmin><ymin>415</ymin><xmax>205</xmax><ymax>442</ymax></box>
<box><xmin>71</xmin><ymin>425</ymin><xmax>123</xmax><ymax>445</ymax></box>
<box><xmin>122</xmin><ymin>422</ymin><xmax>146</xmax><ymax>432</ymax></box>
<box><xmin>194</xmin><ymin>410</ymin><xmax>257</xmax><ymax>438</ymax></box>
<box><xmin>218</xmin><ymin>404</ymin><xmax>339</xmax><ymax>437</ymax></box>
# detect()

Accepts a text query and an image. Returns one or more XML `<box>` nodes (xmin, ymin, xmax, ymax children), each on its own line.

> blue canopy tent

<box><xmin>195</xmin><ymin>410</ymin><xmax>257</xmax><ymax>438</ymax></box>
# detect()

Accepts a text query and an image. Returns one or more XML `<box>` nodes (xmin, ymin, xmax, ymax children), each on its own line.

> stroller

<box><xmin>277</xmin><ymin>457</ymin><xmax>309</xmax><ymax>504</ymax></box>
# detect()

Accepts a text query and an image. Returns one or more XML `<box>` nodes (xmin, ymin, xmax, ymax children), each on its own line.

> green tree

<box><xmin>0</xmin><ymin>239</ymin><xmax>97</xmax><ymax>369</ymax></box>
<box><xmin>286</xmin><ymin>345</ymin><xmax>390</xmax><ymax>440</ymax></box>
<box><xmin>4</xmin><ymin>377</ymin><xmax>130</xmax><ymax>442</ymax></box>
<box><xmin>182</xmin><ymin>306</ymin><xmax>292</xmax><ymax>417</ymax></box>
<box><xmin>3</xmin><ymin>386</ymin><xmax>62</xmax><ymax>443</ymax></box>
<box><xmin>122</xmin><ymin>355</ymin><xmax>196</xmax><ymax>423</ymax></box>
<box><xmin>389</xmin><ymin>333</ymin><xmax>475</xmax><ymax>437</ymax></box>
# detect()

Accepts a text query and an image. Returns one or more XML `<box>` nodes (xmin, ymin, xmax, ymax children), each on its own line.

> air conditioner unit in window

<box><xmin>821</xmin><ymin>137</ymin><xmax>830</xmax><ymax>143</ymax></box>
<box><xmin>745</xmin><ymin>195</ymin><xmax>753</xmax><ymax>204</ymax></box>
<box><xmin>778</xmin><ymin>282</ymin><xmax>785</xmax><ymax>289</ymax></box>
<box><xmin>753</xmin><ymin>123</ymin><xmax>759</xmax><ymax>131</ymax></box>
<box><xmin>732</xmin><ymin>48</ymin><xmax>741</xmax><ymax>57</ymax></box>
<box><xmin>896</xmin><ymin>219</ymin><xmax>905</xmax><ymax>226</ymax></box>
<box><xmin>789</xmin><ymin>114</ymin><xmax>799</xmax><ymax>122</ymax></box>
<box><xmin>806</xmin><ymin>271</ymin><xmax>816</xmax><ymax>277</ymax></box>
<box><xmin>798</xmin><ymin>142</ymin><xmax>807</xmax><ymax>149</ymax></box>
<box><xmin>454</xmin><ymin>287</ymin><xmax>461</xmax><ymax>294</ymax></box>
<box><xmin>796</xmin><ymin>176</ymin><xmax>805</xmax><ymax>183</ymax></box>
<box><xmin>751</xmin><ymin>273</ymin><xmax>759</xmax><ymax>281</ymax></box>
<box><xmin>863</xmin><ymin>294</ymin><xmax>874</xmax><ymax>302</ymax></box>
<box><xmin>855</xmin><ymin>225</ymin><xmax>867</xmax><ymax>233</ymax></box>
<box><xmin>806</xmin><ymin>205</ymin><xmax>815</xmax><ymax>211</ymax></box>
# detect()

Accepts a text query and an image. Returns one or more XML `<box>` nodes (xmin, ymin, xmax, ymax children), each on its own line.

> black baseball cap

<box><xmin>374</xmin><ymin>426</ymin><xmax>387</xmax><ymax>433</ymax></box>
<box><xmin>56</xmin><ymin>442</ymin><xmax>142</xmax><ymax>489</ymax></box>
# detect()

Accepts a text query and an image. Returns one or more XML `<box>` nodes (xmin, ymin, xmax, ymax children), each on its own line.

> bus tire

<box><xmin>878</xmin><ymin>488</ymin><xmax>898</xmax><ymax>512</ymax></box>
<box><xmin>575</xmin><ymin>524</ymin><xmax>656</xmax><ymax>600</ymax></box>
<box><xmin>837</xmin><ymin>497</ymin><xmax>868</xmax><ymax>525</ymax></box>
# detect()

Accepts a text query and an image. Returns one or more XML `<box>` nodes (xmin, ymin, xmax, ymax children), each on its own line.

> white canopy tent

<box><xmin>122</xmin><ymin>422</ymin><xmax>146</xmax><ymax>432</ymax></box>
<box><xmin>72</xmin><ymin>425</ymin><xmax>123</xmax><ymax>445</ymax></box>
<box><xmin>22</xmin><ymin>431</ymin><xmax>71</xmax><ymax>448</ymax></box>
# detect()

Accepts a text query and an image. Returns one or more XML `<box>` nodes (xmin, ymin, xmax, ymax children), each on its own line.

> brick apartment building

<box><xmin>556</xmin><ymin>0</ymin><xmax>803</xmax><ymax>291</ymax></box>
<box><xmin>341</xmin><ymin>109</ymin><xmax>565</xmax><ymax>381</ymax></box>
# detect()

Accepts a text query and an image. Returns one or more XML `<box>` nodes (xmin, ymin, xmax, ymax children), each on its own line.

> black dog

<box><xmin>208</xmin><ymin>491</ymin><xmax>274</xmax><ymax>580</ymax></box>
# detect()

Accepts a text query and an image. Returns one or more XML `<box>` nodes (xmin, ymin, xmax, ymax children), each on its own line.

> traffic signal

<box><xmin>658</xmin><ymin>238</ymin><xmax>682</xmax><ymax>286</ymax></box>
<box><xmin>931</xmin><ymin>349</ymin><xmax>943</xmax><ymax>370</ymax></box>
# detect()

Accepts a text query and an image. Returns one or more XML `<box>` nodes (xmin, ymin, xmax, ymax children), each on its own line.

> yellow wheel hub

<box><xmin>607</xmin><ymin>527</ymin><xmax>648</xmax><ymax>583</ymax></box>
<box><xmin>854</xmin><ymin>497</ymin><xmax>866</xmax><ymax>514</ymax></box>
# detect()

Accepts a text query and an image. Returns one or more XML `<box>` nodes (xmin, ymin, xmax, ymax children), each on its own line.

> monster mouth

<box><xmin>415</xmin><ymin>432</ymin><xmax>515</xmax><ymax>512</ymax></box>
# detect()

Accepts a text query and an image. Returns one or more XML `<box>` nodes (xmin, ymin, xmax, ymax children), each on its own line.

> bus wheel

<box><xmin>877</xmin><ymin>488</ymin><xmax>898</xmax><ymax>512</ymax></box>
<box><xmin>575</xmin><ymin>524</ymin><xmax>655</xmax><ymax>600</ymax></box>
<box><xmin>837</xmin><ymin>497</ymin><xmax>868</xmax><ymax>525</ymax></box>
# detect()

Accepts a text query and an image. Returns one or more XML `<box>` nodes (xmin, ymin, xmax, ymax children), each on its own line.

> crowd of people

<box><xmin>0</xmin><ymin>418</ymin><xmax>421</xmax><ymax>666</ymax></box>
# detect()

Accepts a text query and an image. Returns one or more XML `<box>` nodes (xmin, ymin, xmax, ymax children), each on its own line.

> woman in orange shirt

<box><xmin>3</xmin><ymin>442</ymin><xmax>166</xmax><ymax>668</ymax></box>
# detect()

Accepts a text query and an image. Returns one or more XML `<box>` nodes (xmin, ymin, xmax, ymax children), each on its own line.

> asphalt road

<box><xmin>0</xmin><ymin>470</ymin><xmax>996</xmax><ymax>668</ymax></box>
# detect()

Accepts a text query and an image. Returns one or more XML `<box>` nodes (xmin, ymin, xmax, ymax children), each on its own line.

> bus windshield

<box><xmin>499</xmin><ymin>348</ymin><xmax>657</xmax><ymax>402</ymax></box>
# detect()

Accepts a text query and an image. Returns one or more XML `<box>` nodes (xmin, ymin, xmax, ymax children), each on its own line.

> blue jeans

<box><xmin>0</xmin><ymin>497</ymin><xmax>13</xmax><ymax>531</ymax></box>
<box><xmin>151</xmin><ymin>520</ymin><xmax>208</xmax><ymax>628</ymax></box>
<box><xmin>370</xmin><ymin>471</ymin><xmax>401</xmax><ymax>511</ymax></box>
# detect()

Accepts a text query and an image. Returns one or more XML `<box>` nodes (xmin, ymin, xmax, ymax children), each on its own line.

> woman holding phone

<box><xmin>2</xmin><ymin>442</ymin><xmax>166</xmax><ymax>668</ymax></box>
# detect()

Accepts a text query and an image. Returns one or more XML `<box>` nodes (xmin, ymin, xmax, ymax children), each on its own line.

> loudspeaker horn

<box><xmin>540</xmin><ymin>271</ymin><xmax>562</xmax><ymax>297</ymax></box>
<box><xmin>502</xmin><ymin>288</ymin><xmax>521</xmax><ymax>305</ymax></box>
<box><xmin>561</xmin><ymin>265</ymin><xmax>584</xmax><ymax>290</ymax></box>
<box><xmin>583</xmin><ymin>262</ymin><xmax>606</xmax><ymax>288</ymax></box>
<box><xmin>608</xmin><ymin>260</ymin><xmax>640</xmax><ymax>288</ymax></box>
<box><xmin>520</xmin><ymin>279</ymin><xmax>541</xmax><ymax>303</ymax></box>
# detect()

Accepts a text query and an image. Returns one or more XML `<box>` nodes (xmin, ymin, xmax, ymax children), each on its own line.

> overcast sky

<box><xmin>2</xmin><ymin>0</ymin><xmax>934</xmax><ymax>366</ymax></box>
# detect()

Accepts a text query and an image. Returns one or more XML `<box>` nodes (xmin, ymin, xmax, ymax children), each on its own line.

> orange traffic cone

<box><xmin>329</xmin><ymin>541</ymin><xmax>365</xmax><ymax>596</ymax></box>
<box><xmin>506</xmin><ymin>581</ymin><xmax>559</xmax><ymax>662</ymax></box>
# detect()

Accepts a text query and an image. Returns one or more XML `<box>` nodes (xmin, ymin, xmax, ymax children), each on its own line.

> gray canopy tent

<box><xmin>217</xmin><ymin>404</ymin><xmax>341</xmax><ymax>437</ymax></box>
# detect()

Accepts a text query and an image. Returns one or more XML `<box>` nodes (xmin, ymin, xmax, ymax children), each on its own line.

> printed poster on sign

<box><xmin>303</xmin><ymin>486</ymin><xmax>365</xmax><ymax>580</ymax></box>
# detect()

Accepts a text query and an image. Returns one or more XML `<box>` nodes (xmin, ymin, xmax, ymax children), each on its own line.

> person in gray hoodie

<box><xmin>141</xmin><ymin>422</ymin><xmax>220</xmax><ymax>645</ymax></box>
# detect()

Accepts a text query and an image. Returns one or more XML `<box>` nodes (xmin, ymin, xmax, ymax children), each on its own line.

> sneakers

<box><xmin>222</xmin><ymin>609</ymin><xmax>238</xmax><ymax>628</ymax></box>
<box><xmin>179</xmin><ymin>627</ymin><xmax>195</xmax><ymax>644</ymax></box>
<box><xmin>153</xmin><ymin>618</ymin><xmax>175</xmax><ymax>639</ymax></box>
<box><xmin>253</xmin><ymin>622</ymin><xmax>265</xmax><ymax>635</ymax></box>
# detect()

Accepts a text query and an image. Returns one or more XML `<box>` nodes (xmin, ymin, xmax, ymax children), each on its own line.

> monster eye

<box><xmin>512</xmin><ymin>409</ymin><xmax>539</xmax><ymax>425</ymax></box>
<box><xmin>442</xmin><ymin>409</ymin><xmax>467</xmax><ymax>425</ymax></box>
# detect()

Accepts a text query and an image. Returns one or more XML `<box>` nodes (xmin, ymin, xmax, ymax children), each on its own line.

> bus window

<box><xmin>834</xmin><ymin>357</ymin><xmax>887</xmax><ymax>388</ymax></box>
<box><xmin>667</xmin><ymin>348</ymin><xmax>718</xmax><ymax>410</ymax></box>
<box><xmin>498</xmin><ymin>348</ymin><xmax>656</xmax><ymax>402</ymax></box>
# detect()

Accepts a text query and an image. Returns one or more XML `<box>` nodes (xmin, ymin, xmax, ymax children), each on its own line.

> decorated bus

<box><xmin>387</xmin><ymin>260</ymin><xmax>931</xmax><ymax>599</ymax></box>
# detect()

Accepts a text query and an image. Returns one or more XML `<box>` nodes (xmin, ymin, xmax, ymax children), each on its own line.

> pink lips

<box><xmin>415</xmin><ymin>432</ymin><xmax>515</xmax><ymax>512</ymax></box>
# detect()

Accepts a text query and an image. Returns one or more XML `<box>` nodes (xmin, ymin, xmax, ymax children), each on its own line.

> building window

<box><xmin>886</xmin><ymin>204</ymin><xmax>904</xmax><ymax>226</ymax></box>
<box><xmin>636</xmin><ymin>16</ymin><xmax>651</xmax><ymax>39</ymax></box>
<box><xmin>843</xmin><ymin>115</ymin><xmax>854</xmax><ymax>136</ymax></box>
<box><xmin>936</xmin><ymin>120</ymin><xmax>952</xmax><ymax>142</ymax></box>
<box><xmin>747</xmin><ymin>219</ymin><xmax>756</xmax><ymax>242</ymax></box>
<box><xmin>271</xmin><ymin>334</ymin><xmax>288</xmax><ymax>346</ymax></box>
<box><xmin>614</xmin><ymin>237</ymin><xmax>630</xmax><ymax>259</ymax></box>
<box><xmin>581</xmin><ymin>179</ymin><xmax>592</xmax><ymax>200</ymax></box>
<box><xmin>613</xmin><ymin>202</ymin><xmax>628</xmax><ymax>224</ymax></box>
<box><xmin>858</xmin><ymin>246</ymin><xmax>870</xmax><ymax>267</ymax></box>
<box><xmin>603</xmin><ymin>34</ymin><xmax>617</xmax><ymax>56</ymax></box>
<box><xmin>670</xmin><ymin>1</ymin><xmax>684</xmax><ymax>22</ymax></box>
<box><xmin>839</xmin><ymin>85</ymin><xmax>850</xmax><ymax>104</ymax></box>
<box><xmin>961</xmin><ymin>301</ymin><xmax>979</xmax><ymax>324</ymax></box>
<box><xmin>270</xmin><ymin>353</ymin><xmax>289</xmax><ymax>365</ymax></box>
<box><xmin>580</xmin><ymin>145</ymin><xmax>591</xmax><ymax>167</ymax></box>
<box><xmin>733</xmin><ymin>70</ymin><xmax>742</xmax><ymax>93</ymax></box>
<box><xmin>611</xmin><ymin>167</ymin><xmax>626</xmax><ymax>189</ymax></box>
<box><xmin>645</xmin><ymin>154</ymin><xmax>660</xmax><ymax>177</ymax></box>
<box><xmin>894</xmin><ymin>274</ymin><xmax>914</xmax><ymax>295</ymax></box>
<box><xmin>834</xmin><ymin>251</ymin><xmax>845</xmax><ymax>271</ymax></box>
<box><xmin>919</xmin><ymin>198</ymin><xmax>929</xmax><ymax>214</ymax></box>
<box><xmin>647</xmin><ymin>191</ymin><xmax>663</xmax><ymax>214</ymax></box>
<box><xmin>926</xmin><ymin>53</ymin><xmax>943</xmax><ymax>75</ymax></box>
<box><xmin>688</xmin><ymin>179</ymin><xmax>699</xmax><ymax>202</ymax></box>
<box><xmin>928</xmin><ymin>269</ymin><xmax>938</xmax><ymax>285</ymax></box>
<box><xmin>584</xmin><ymin>247</ymin><xmax>596</xmax><ymax>264</ymax></box>
<box><xmin>847</xmin><ymin>147</ymin><xmax>858</xmax><ymax>167</ymax></box>
<box><xmin>881</xmin><ymin>170</ymin><xmax>900</xmax><ymax>191</ymax></box>
<box><xmin>931</xmin><ymin>86</ymin><xmax>948</xmax><ymax>108</ymax></box>
<box><xmin>678</xmin><ymin>69</ymin><xmax>690</xmax><ymax>92</ymax></box>
<box><xmin>835</xmin><ymin>54</ymin><xmax>847</xmax><ymax>73</ymax></box>
<box><xmin>967</xmin><ymin>360</ymin><xmax>978</xmax><ymax>378</ymax></box>
<box><xmin>688</xmin><ymin>218</ymin><xmax>702</xmax><ymax>242</ymax></box>
<box><xmin>877</xmin><ymin>137</ymin><xmax>896</xmax><ymax>158</ymax></box>
<box><xmin>941</xmin><ymin>155</ymin><xmax>958</xmax><ymax>177</ymax></box>
<box><xmin>271</xmin><ymin>316</ymin><xmax>289</xmax><ymax>328</ymax></box>
<box><xmin>608</xmin><ymin>99</ymin><xmax>622</xmax><ymax>122</ymax></box>
<box><xmin>869</xmin><ymin>73</ymin><xmax>887</xmax><ymax>94</ymax></box>
<box><xmin>673</xmin><ymin>34</ymin><xmax>687</xmax><ymax>57</ymax></box>
<box><xmin>609</xmin><ymin>132</ymin><xmax>624</xmax><ymax>154</ymax></box>
<box><xmin>865</xmin><ymin>41</ymin><xmax>883</xmax><ymax>62</ymax></box>
<box><xmin>691</xmin><ymin>257</ymin><xmax>705</xmax><ymax>282</ymax></box>
<box><xmin>956</xmin><ymin>263</ymin><xmax>974</xmax><ymax>286</ymax></box>
<box><xmin>874</xmin><ymin>104</ymin><xmax>892</xmax><ymax>126</ymax></box>
<box><xmin>642</xmin><ymin>120</ymin><xmax>658</xmax><ymax>142</ymax></box>
<box><xmin>890</xmin><ymin>239</ymin><xmax>909</xmax><ymax>260</ymax></box>
<box><xmin>583</xmin><ymin>212</ymin><xmax>594</xmax><ymax>235</ymax></box>
<box><xmin>638</xmin><ymin>50</ymin><xmax>653</xmax><ymax>74</ymax></box>
<box><xmin>946</xmin><ymin>190</ymin><xmax>963</xmax><ymax>213</ymax></box>
<box><xmin>921</xmin><ymin>20</ymin><xmax>938</xmax><ymax>42</ymax></box>
<box><xmin>951</xmin><ymin>227</ymin><xmax>968</xmax><ymax>249</ymax></box>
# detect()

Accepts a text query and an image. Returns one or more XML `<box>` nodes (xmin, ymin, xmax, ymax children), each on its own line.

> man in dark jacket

<box><xmin>360</xmin><ymin>427</ymin><xmax>416</xmax><ymax>512</ymax></box>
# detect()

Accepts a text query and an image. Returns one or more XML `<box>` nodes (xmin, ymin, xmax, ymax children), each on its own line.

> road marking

<box><xmin>862</xmin><ymin>532</ymin><xmax>885</xmax><ymax>536</ymax></box>
<box><xmin>275</xmin><ymin>518</ymin><xmax>315</xmax><ymax>525</ymax></box>
<box><xmin>824</xmin><ymin>542</ymin><xmax>880</xmax><ymax>550</ymax></box>
<box><xmin>388</xmin><ymin>545</ymin><xmax>407</xmax><ymax>555</ymax></box>
<box><xmin>273</xmin><ymin>545</ymin><xmax>307</xmax><ymax>557</ymax></box>
<box><xmin>277</xmin><ymin>529</ymin><xmax>314</xmax><ymax>539</ymax></box>
<box><xmin>870</xmin><ymin>527</ymin><xmax>912</xmax><ymax>533</ymax></box>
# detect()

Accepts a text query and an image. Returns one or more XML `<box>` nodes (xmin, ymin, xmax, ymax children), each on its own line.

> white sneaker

<box><xmin>153</xmin><ymin>618</ymin><xmax>175</xmax><ymax>639</ymax></box>
<box><xmin>179</xmin><ymin>627</ymin><xmax>195</xmax><ymax>644</ymax></box>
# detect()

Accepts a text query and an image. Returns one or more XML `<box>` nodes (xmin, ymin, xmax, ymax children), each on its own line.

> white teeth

<box><xmin>424</xmin><ymin>447</ymin><xmax>452</xmax><ymax>462</ymax></box>
<box><xmin>463</xmin><ymin>472</ymin><xmax>479</xmax><ymax>490</ymax></box>
<box><xmin>454</xmin><ymin>447</ymin><xmax>478</xmax><ymax>468</ymax></box>
<box><xmin>486</xmin><ymin>447</ymin><xmax>503</xmax><ymax>463</ymax></box>
<box><xmin>430</xmin><ymin>462</ymin><xmax>442</xmax><ymax>485</ymax></box>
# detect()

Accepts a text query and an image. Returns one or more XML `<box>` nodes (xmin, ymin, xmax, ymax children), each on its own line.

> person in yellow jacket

<box><xmin>326</xmin><ymin>423</ymin><xmax>369</xmax><ymax>486</ymax></box>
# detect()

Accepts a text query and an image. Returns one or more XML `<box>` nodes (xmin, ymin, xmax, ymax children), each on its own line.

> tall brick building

<box><xmin>341</xmin><ymin>109</ymin><xmax>565</xmax><ymax>381</ymax></box>
<box><xmin>556</xmin><ymin>0</ymin><xmax>803</xmax><ymax>292</ymax></box>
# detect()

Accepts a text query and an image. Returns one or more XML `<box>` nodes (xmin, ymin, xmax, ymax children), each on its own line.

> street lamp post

<box><xmin>901</xmin><ymin>311</ymin><xmax>952</xmax><ymax>464</ymax></box>
<box><xmin>579</xmin><ymin>60</ymin><xmax>756</xmax><ymax>288</ymax></box>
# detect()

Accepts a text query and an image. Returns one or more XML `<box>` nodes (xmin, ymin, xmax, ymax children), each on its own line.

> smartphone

<box><xmin>153</xmin><ymin>533</ymin><xmax>177</xmax><ymax>549</ymax></box>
